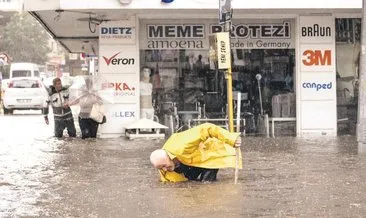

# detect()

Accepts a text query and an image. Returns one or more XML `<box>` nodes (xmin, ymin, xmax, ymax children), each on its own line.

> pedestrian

<box><xmin>43</xmin><ymin>77</ymin><xmax>76</xmax><ymax>138</ymax></box>
<box><xmin>150</xmin><ymin>123</ymin><xmax>242</xmax><ymax>182</ymax></box>
<box><xmin>67</xmin><ymin>77</ymin><xmax>105</xmax><ymax>139</ymax></box>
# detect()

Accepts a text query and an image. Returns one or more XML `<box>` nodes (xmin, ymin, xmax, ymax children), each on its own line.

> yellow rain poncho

<box><xmin>159</xmin><ymin>123</ymin><xmax>242</xmax><ymax>182</ymax></box>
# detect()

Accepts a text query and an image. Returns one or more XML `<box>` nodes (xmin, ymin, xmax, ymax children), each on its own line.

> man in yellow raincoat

<box><xmin>150</xmin><ymin>123</ymin><xmax>242</xmax><ymax>182</ymax></box>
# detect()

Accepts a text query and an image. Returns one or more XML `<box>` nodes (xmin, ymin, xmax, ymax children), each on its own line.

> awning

<box><xmin>23</xmin><ymin>0</ymin><xmax>362</xmax><ymax>54</ymax></box>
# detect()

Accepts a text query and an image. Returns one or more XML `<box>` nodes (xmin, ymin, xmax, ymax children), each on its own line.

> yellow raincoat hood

<box><xmin>159</xmin><ymin>123</ymin><xmax>242</xmax><ymax>182</ymax></box>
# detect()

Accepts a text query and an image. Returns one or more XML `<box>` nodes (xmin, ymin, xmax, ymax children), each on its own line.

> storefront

<box><xmin>138</xmin><ymin>18</ymin><xmax>296</xmax><ymax>136</ymax></box>
<box><xmin>24</xmin><ymin>0</ymin><xmax>362</xmax><ymax>137</ymax></box>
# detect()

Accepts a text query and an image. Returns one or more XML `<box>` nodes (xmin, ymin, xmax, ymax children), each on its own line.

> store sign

<box><xmin>146</xmin><ymin>24</ymin><xmax>205</xmax><ymax>49</ymax></box>
<box><xmin>102</xmin><ymin>52</ymin><xmax>135</xmax><ymax>66</ymax></box>
<box><xmin>99</xmin><ymin>19</ymin><xmax>136</xmax><ymax>45</ymax></box>
<box><xmin>299</xmin><ymin>15</ymin><xmax>336</xmax><ymax>134</ymax></box>
<box><xmin>0</xmin><ymin>0</ymin><xmax>21</xmax><ymax>11</ymax></box>
<box><xmin>98</xmin><ymin>104</ymin><xmax>138</xmax><ymax>135</ymax></box>
<box><xmin>140</xmin><ymin>19</ymin><xmax>295</xmax><ymax>50</ymax></box>
<box><xmin>99</xmin><ymin>45</ymin><xmax>138</xmax><ymax>74</ymax></box>
<box><xmin>215</xmin><ymin>32</ymin><xmax>231</xmax><ymax>69</ymax></box>
<box><xmin>300</xmin><ymin>73</ymin><xmax>335</xmax><ymax>100</ymax></box>
<box><xmin>211</xmin><ymin>22</ymin><xmax>293</xmax><ymax>49</ymax></box>
<box><xmin>300</xmin><ymin>17</ymin><xmax>333</xmax><ymax>43</ymax></box>
<box><xmin>302</xmin><ymin>82</ymin><xmax>332</xmax><ymax>91</ymax></box>
<box><xmin>112</xmin><ymin>111</ymin><xmax>136</xmax><ymax>118</ymax></box>
<box><xmin>302</xmin><ymin>49</ymin><xmax>332</xmax><ymax>66</ymax></box>
<box><xmin>101</xmin><ymin>74</ymin><xmax>139</xmax><ymax>104</ymax></box>
<box><xmin>211</xmin><ymin>22</ymin><xmax>290</xmax><ymax>38</ymax></box>
<box><xmin>300</xmin><ymin>45</ymin><xmax>334</xmax><ymax>72</ymax></box>
<box><xmin>147</xmin><ymin>25</ymin><xmax>205</xmax><ymax>38</ymax></box>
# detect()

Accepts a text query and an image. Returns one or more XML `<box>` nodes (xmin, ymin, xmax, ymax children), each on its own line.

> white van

<box><xmin>10</xmin><ymin>63</ymin><xmax>40</xmax><ymax>79</ymax></box>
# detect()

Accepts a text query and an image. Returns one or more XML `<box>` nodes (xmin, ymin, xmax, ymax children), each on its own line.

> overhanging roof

<box><xmin>25</xmin><ymin>0</ymin><xmax>362</xmax><ymax>55</ymax></box>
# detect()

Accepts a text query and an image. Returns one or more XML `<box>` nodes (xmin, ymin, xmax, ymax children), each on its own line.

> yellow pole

<box><xmin>226</xmin><ymin>56</ymin><xmax>238</xmax><ymax>184</ymax></box>
<box><xmin>226</xmin><ymin>67</ymin><xmax>234</xmax><ymax>133</ymax></box>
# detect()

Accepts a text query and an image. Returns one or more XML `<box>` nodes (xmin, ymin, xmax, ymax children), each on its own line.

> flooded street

<box><xmin>1</xmin><ymin>112</ymin><xmax>366</xmax><ymax>217</ymax></box>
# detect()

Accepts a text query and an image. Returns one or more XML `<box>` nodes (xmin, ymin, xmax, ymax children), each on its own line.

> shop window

<box><xmin>336</xmin><ymin>18</ymin><xmax>361</xmax><ymax>44</ymax></box>
<box><xmin>335</xmin><ymin>18</ymin><xmax>361</xmax><ymax>135</ymax></box>
<box><xmin>140</xmin><ymin>48</ymin><xmax>295</xmax><ymax>135</ymax></box>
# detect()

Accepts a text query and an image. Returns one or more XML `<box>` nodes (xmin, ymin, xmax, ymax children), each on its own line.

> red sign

<box><xmin>302</xmin><ymin>50</ymin><xmax>331</xmax><ymax>66</ymax></box>
<box><xmin>102</xmin><ymin>82</ymin><xmax>135</xmax><ymax>91</ymax></box>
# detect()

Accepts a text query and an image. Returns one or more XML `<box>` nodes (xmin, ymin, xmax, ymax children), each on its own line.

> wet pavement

<box><xmin>1</xmin><ymin>111</ymin><xmax>366</xmax><ymax>217</ymax></box>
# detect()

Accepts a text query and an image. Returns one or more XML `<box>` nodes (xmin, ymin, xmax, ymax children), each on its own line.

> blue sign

<box><xmin>302</xmin><ymin>82</ymin><xmax>332</xmax><ymax>91</ymax></box>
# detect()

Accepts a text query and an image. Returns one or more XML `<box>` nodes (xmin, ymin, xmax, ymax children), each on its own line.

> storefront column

<box><xmin>298</xmin><ymin>15</ymin><xmax>337</xmax><ymax>136</ymax></box>
<box><xmin>98</xmin><ymin>17</ymin><xmax>140</xmax><ymax>138</ymax></box>
<box><xmin>357</xmin><ymin>0</ymin><xmax>366</xmax><ymax>151</ymax></box>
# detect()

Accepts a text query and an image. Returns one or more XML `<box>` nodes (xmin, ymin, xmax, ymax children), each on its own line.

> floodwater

<box><xmin>1</xmin><ymin>111</ymin><xmax>366</xmax><ymax>217</ymax></box>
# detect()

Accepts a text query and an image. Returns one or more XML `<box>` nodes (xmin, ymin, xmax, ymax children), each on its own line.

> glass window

<box><xmin>12</xmin><ymin>70</ymin><xmax>31</xmax><ymax>78</ymax></box>
<box><xmin>34</xmin><ymin>71</ymin><xmax>40</xmax><ymax>77</ymax></box>
<box><xmin>335</xmin><ymin>18</ymin><xmax>361</xmax><ymax>135</ymax></box>
<box><xmin>140</xmin><ymin>19</ymin><xmax>296</xmax><ymax>135</ymax></box>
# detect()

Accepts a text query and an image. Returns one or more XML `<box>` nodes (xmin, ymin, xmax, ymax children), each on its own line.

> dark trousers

<box><xmin>79</xmin><ymin>117</ymin><xmax>99</xmax><ymax>139</ymax></box>
<box><xmin>174</xmin><ymin>163</ymin><xmax>219</xmax><ymax>182</ymax></box>
<box><xmin>54</xmin><ymin>118</ymin><xmax>76</xmax><ymax>138</ymax></box>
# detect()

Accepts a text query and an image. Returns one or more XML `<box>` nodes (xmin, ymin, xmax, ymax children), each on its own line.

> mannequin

<box><xmin>140</xmin><ymin>67</ymin><xmax>154</xmax><ymax>120</ymax></box>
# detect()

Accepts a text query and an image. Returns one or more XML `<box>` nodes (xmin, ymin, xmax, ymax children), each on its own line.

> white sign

<box><xmin>299</xmin><ymin>15</ymin><xmax>336</xmax><ymax>135</ymax></box>
<box><xmin>300</xmin><ymin>44</ymin><xmax>334</xmax><ymax>72</ymax></box>
<box><xmin>299</xmin><ymin>16</ymin><xmax>333</xmax><ymax>44</ymax></box>
<box><xmin>99</xmin><ymin>19</ymin><xmax>136</xmax><ymax>45</ymax></box>
<box><xmin>101</xmin><ymin>74</ymin><xmax>139</xmax><ymax>104</ymax></box>
<box><xmin>301</xmin><ymin>101</ymin><xmax>336</xmax><ymax>130</ymax></box>
<box><xmin>98</xmin><ymin>103</ymin><xmax>138</xmax><ymax>135</ymax></box>
<box><xmin>300</xmin><ymin>73</ymin><xmax>336</xmax><ymax>100</ymax></box>
<box><xmin>99</xmin><ymin>45</ymin><xmax>139</xmax><ymax>74</ymax></box>
<box><xmin>216</xmin><ymin>32</ymin><xmax>231</xmax><ymax>69</ymax></box>
<box><xmin>0</xmin><ymin>0</ymin><xmax>21</xmax><ymax>11</ymax></box>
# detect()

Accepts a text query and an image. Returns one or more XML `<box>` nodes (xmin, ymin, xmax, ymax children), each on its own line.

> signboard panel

<box><xmin>0</xmin><ymin>0</ymin><xmax>22</xmax><ymax>11</ymax></box>
<box><xmin>99</xmin><ymin>18</ymin><xmax>136</xmax><ymax>45</ymax></box>
<box><xmin>98</xmin><ymin>103</ymin><xmax>138</xmax><ymax>134</ymax></box>
<box><xmin>99</xmin><ymin>45</ymin><xmax>139</xmax><ymax>74</ymax></box>
<box><xmin>301</xmin><ymin>101</ymin><xmax>336</xmax><ymax>130</ymax></box>
<box><xmin>216</xmin><ymin>32</ymin><xmax>231</xmax><ymax>69</ymax></box>
<box><xmin>299</xmin><ymin>16</ymin><xmax>333</xmax><ymax>44</ymax></box>
<box><xmin>300</xmin><ymin>72</ymin><xmax>336</xmax><ymax>100</ymax></box>
<box><xmin>139</xmin><ymin>19</ymin><xmax>296</xmax><ymax>50</ymax></box>
<box><xmin>300</xmin><ymin>44</ymin><xmax>335</xmax><ymax>72</ymax></box>
<box><xmin>298</xmin><ymin>15</ymin><xmax>336</xmax><ymax>135</ymax></box>
<box><xmin>101</xmin><ymin>74</ymin><xmax>139</xmax><ymax>104</ymax></box>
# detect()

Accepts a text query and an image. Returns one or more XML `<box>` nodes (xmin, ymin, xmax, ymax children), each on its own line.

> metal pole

<box><xmin>224</xmin><ymin>21</ymin><xmax>234</xmax><ymax>133</ymax></box>
<box><xmin>357</xmin><ymin>0</ymin><xmax>366</xmax><ymax>152</ymax></box>
<box><xmin>236</xmin><ymin>92</ymin><xmax>241</xmax><ymax>132</ymax></box>
<box><xmin>257</xmin><ymin>78</ymin><xmax>264</xmax><ymax>116</ymax></box>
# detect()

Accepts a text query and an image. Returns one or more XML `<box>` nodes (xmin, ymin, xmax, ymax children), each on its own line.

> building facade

<box><xmin>24</xmin><ymin>0</ymin><xmax>363</xmax><ymax>137</ymax></box>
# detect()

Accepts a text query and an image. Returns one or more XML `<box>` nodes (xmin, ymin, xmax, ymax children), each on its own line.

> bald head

<box><xmin>150</xmin><ymin>149</ymin><xmax>175</xmax><ymax>171</ymax></box>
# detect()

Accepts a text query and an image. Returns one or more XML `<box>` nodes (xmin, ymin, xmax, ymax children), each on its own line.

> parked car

<box><xmin>10</xmin><ymin>62</ymin><xmax>40</xmax><ymax>79</ymax></box>
<box><xmin>2</xmin><ymin>77</ymin><xmax>48</xmax><ymax>114</ymax></box>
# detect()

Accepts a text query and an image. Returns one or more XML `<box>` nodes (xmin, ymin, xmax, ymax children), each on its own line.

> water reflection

<box><xmin>1</xmin><ymin>119</ymin><xmax>366</xmax><ymax>217</ymax></box>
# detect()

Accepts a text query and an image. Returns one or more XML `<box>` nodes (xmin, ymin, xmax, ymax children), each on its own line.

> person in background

<box><xmin>194</xmin><ymin>54</ymin><xmax>204</xmax><ymax>76</ymax></box>
<box><xmin>71</xmin><ymin>77</ymin><xmax>105</xmax><ymax>139</ymax></box>
<box><xmin>140</xmin><ymin>67</ymin><xmax>154</xmax><ymax>120</ymax></box>
<box><xmin>43</xmin><ymin>77</ymin><xmax>76</xmax><ymax>138</ymax></box>
<box><xmin>150</xmin><ymin>123</ymin><xmax>242</xmax><ymax>182</ymax></box>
